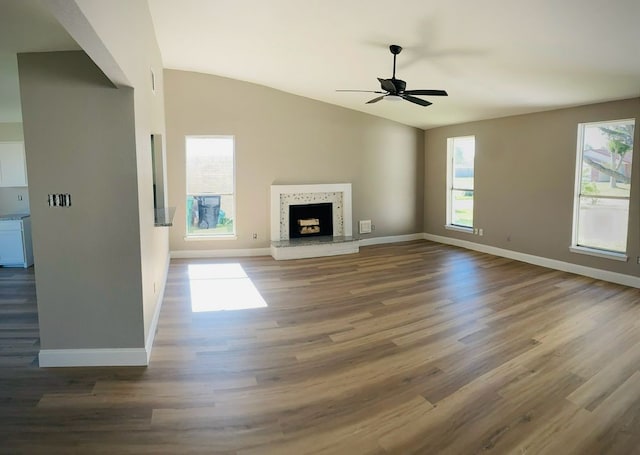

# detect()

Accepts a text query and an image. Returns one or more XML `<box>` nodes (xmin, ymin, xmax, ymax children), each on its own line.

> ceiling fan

<box><xmin>337</xmin><ymin>44</ymin><xmax>448</xmax><ymax>107</ymax></box>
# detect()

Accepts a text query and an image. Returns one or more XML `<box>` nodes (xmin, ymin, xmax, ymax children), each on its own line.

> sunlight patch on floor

<box><xmin>187</xmin><ymin>263</ymin><xmax>267</xmax><ymax>312</ymax></box>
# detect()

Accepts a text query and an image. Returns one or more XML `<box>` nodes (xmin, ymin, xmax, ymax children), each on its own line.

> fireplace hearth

<box><xmin>270</xmin><ymin>183</ymin><xmax>358</xmax><ymax>260</ymax></box>
<box><xmin>289</xmin><ymin>203</ymin><xmax>333</xmax><ymax>239</ymax></box>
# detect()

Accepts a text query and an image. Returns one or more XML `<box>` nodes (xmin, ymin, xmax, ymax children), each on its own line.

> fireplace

<box><xmin>289</xmin><ymin>203</ymin><xmax>333</xmax><ymax>239</ymax></box>
<box><xmin>270</xmin><ymin>184</ymin><xmax>358</xmax><ymax>259</ymax></box>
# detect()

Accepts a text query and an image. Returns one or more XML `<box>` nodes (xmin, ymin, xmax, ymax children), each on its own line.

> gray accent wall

<box><xmin>164</xmin><ymin>70</ymin><xmax>424</xmax><ymax>251</ymax></box>
<box><xmin>424</xmin><ymin>98</ymin><xmax>640</xmax><ymax>277</ymax></box>
<box><xmin>18</xmin><ymin>51</ymin><xmax>144</xmax><ymax>349</ymax></box>
<box><xmin>40</xmin><ymin>0</ymin><xmax>170</xmax><ymax>350</ymax></box>
<box><xmin>66</xmin><ymin>0</ymin><xmax>169</xmax><ymax>344</ymax></box>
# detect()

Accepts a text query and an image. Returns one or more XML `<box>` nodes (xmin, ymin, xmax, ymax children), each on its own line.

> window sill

<box><xmin>184</xmin><ymin>235</ymin><xmax>237</xmax><ymax>241</ymax></box>
<box><xmin>445</xmin><ymin>224</ymin><xmax>474</xmax><ymax>234</ymax></box>
<box><xmin>569</xmin><ymin>246</ymin><xmax>628</xmax><ymax>262</ymax></box>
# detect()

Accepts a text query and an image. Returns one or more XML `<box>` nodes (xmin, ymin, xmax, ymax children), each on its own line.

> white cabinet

<box><xmin>0</xmin><ymin>218</ymin><xmax>33</xmax><ymax>268</ymax></box>
<box><xmin>0</xmin><ymin>142</ymin><xmax>28</xmax><ymax>187</ymax></box>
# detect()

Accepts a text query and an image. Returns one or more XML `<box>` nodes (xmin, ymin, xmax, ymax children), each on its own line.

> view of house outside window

<box><xmin>185</xmin><ymin>136</ymin><xmax>235</xmax><ymax>238</ymax></box>
<box><xmin>573</xmin><ymin>119</ymin><xmax>635</xmax><ymax>253</ymax></box>
<box><xmin>447</xmin><ymin>136</ymin><xmax>475</xmax><ymax>228</ymax></box>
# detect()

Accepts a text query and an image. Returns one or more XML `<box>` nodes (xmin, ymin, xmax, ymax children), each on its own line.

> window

<box><xmin>446</xmin><ymin>136</ymin><xmax>475</xmax><ymax>229</ymax></box>
<box><xmin>186</xmin><ymin>136</ymin><xmax>235</xmax><ymax>238</ymax></box>
<box><xmin>572</xmin><ymin>119</ymin><xmax>635</xmax><ymax>256</ymax></box>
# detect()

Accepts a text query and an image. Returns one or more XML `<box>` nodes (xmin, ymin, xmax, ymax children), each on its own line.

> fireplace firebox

<box><xmin>289</xmin><ymin>203</ymin><xmax>333</xmax><ymax>239</ymax></box>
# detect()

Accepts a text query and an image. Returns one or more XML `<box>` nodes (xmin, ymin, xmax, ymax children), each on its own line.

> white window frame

<box><xmin>445</xmin><ymin>135</ymin><xmax>475</xmax><ymax>233</ymax></box>
<box><xmin>185</xmin><ymin>135</ymin><xmax>237</xmax><ymax>240</ymax></box>
<box><xmin>570</xmin><ymin>119</ymin><xmax>634</xmax><ymax>261</ymax></box>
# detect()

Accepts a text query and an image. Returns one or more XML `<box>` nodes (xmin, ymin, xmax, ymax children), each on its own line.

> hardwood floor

<box><xmin>2</xmin><ymin>240</ymin><xmax>640</xmax><ymax>453</ymax></box>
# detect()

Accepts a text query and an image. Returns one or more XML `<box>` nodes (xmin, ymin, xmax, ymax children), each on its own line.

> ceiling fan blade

<box><xmin>403</xmin><ymin>89</ymin><xmax>448</xmax><ymax>96</ymax></box>
<box><xmin>401</xmin><ymin>95</ymin><xmax>432</xmax><ymax>107</ymax></box>
<box><xmin>377</xmin><ymin>78</ymin><xmax>396</xmax><ymax>93</ymax></box>
<box><xmin>336</xmin><ymin>90</ymin><xmax>385</xmax><ymax>93</ymax></box>
<box><xmin>366</xmin><ymin>95</ymin><xmax>386</xmax><ymax>104</ymax></box>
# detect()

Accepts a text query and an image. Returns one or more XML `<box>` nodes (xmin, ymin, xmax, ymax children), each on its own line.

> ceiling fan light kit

<box><xmin>337</xmin><ymin>44</ymin><xmax>448</xmax><ymax>107</ymax></box>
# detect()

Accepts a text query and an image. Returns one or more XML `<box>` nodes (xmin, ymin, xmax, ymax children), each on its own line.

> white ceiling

<box><xmin>148</xmin><ymin>0</ymin><xmax>640</xmax><ymax>130</ymax></box>
<box><xmin>1</xmin><ymin>0</ymin><xmax>638</xmax><ymax>129</ymax></box>
<box><xmin>0</xmin><ymin>0</ymin><xmax>79</xmax><ymax>123</ymax></box>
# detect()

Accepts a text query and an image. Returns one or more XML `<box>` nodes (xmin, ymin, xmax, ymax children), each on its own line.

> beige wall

<box><xmin>18</xmin><ymin>51</ymin><xmax>144</xmax><ymax>349</ymax></box>
<box><xmin>164</xmin><ymin>70</ymin><xmax>424</xmax><ymax>251</ymax></box>
<box><xmin>66</xmin><ymin>0</ymin><xmax>168</xmax><ymax>343</ymax></box>
<box><xmin>424</xmin><ymin>98</ymin><xmax>640</xmax><ymax>276</ymax></box>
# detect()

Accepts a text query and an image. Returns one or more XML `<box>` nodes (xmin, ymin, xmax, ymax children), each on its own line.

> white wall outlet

<box><xmin>359</xmin><ymin>220</ymin><xmax>372</xmax><ymax>234</ymax></box>
<box><xmin>474</xmin><ymin>228</ymin><xmax>478</xmax><ymax>235</ymax></box>
<box><xmin>479</xmin><ymin>228</ymin><xmax>484</xmax><ymax>236</ymax></box>
<box><xmin>252</xmin><ymin>233</ymin><xmax>258</xmax><ymax>240</ymax></box>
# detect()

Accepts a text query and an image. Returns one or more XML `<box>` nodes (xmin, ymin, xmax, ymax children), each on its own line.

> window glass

<box><xmin>186</xmin><ymin>136</ymin><xmax>235</xmax><ymax>237</ymax></box>
<box><xmin>573</xmin><ymin>119</ymin><xmax>634</xmax><ymax>253</ymax></box>
<box><xmin>448</xmin><ymin>136</ymin><xmax>475</xmax><ymax>228</ymax></box>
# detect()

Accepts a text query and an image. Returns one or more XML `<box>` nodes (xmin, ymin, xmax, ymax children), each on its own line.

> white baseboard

<box><xmin>39</xmin><ymin>348</ymin><xmax>148</xmax><ymax>367</ymax></box>
<box><xmin>171</xmin><ymin>235</ymin><xmax>424</xmax><ymax>260</ymax></box>
<box><xmin>171</xmin><ymin>248</ymin><xmax>270</xmax><ymax>259</ymax></box>
<box><xmin>39</xmin><ymin>253</ymin><xmax>172</xmax><ymax>368</ymax></box>
<box><xmin>359</xmin><ymin>233</ymin><xmax>424</xmax><ymax>247</ymax></box>
<box><xmin>423</xmin><ymin>233</ymin><xmax>640</xmax><ymax>288</ymax></box>
<box><xmin>145</xmin><ymin>252</ymin><xmax>171</xmax><ymax>363</ymax></box>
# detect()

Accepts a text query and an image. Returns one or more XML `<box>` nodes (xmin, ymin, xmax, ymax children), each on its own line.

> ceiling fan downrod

<box><xmin>389</xmin><ymin>44</ymin><xmax>402</xmax><ymax>79</ymax></box>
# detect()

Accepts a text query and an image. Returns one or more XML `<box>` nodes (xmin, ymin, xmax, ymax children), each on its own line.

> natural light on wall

<box><xmin>187</xmin><ymin>264</ymin><xmax>267</xmax><ymax>312</ymax></box>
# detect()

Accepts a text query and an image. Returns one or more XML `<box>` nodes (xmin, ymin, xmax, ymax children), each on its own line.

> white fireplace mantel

<box><xmin>270</xmin><ymin>183</ymin><xmax>353</xmax><ymax>242</ymax></box>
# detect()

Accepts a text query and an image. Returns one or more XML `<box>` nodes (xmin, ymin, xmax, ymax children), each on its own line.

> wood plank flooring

<box><xmin>2</xmin><ymin>240</ymin><xmax>640</xmax><ymax>453</ymax></box>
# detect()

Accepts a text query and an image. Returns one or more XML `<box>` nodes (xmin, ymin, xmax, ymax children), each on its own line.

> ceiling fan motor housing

<box><xmin>391</xmin><ymin>78</ymin><xmax>406</xmax><ymax>92</ymax></box>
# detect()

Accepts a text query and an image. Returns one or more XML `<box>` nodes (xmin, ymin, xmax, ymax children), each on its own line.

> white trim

<box><xmin>446</xmin><ymin>135</ymin><xmax>476</xmax><ymax>227</ymax></box>
<box><xmin>572</xmin><ymin>118</ymin><xmax>635</xmax><ymax>251</ymax></box>
<box><xmin>446</xmin><ymin>138</ymin><xmax>453</xmax><ymax>226</ymax></box>
<box><xmin>569</xmin><ymin>245</ymin><xmax>628</xmax><ymax>262</ymax></box>
<box><xmin>571</xmin><ymin>124</ymin><xmax>584</xmax><ymax>249</ymax></box>
<box><xmin>445</xmin><ymin>224</ymin><xmax>474</xmax><ymax>234</ymax></box>
<box><xmin>185</xmin><ymin>135</ymin><xmax>237</xmax><ymax>239</ymax></box>
<box><xmin>271</xmin><ymin>241</ymin><xmax>359</xmax><ymax>260</ymax></box>
<box><xmin>423</xmin><ymin>233</ymin><xmax>640</xmax><ymax>288</ymax></box>
<box><xmin>144</xmin><ymin>252</ymin><xmax>171</xmax><ymax>362</ymax></box>
<box><xmin>359</xmin><ymin>233</ymin><xmax>424</xmax><ymax>247</ymax></box>
<box><xmin>270</xmin><ymin>183</ymin><xmax>352</xmax><ymax>241</ymax></box>
<box><xmin>39</xmin><ymin>348</ymin><xmax>148</xmax><ymax>367</ymax></box>
<box><xmin>38</xmin><ymin>255</ymin><xmax>172</xmax><ymax>368</ymax></box>
<box><xmin>171</xmin><ymin>248</ymin><xmax>270</xmax><ymax>259</ymax></box>
<box><xmin>183</xmin><ymin>235</ymin><xmax>238</xmax><ymax>241</ymax></box>
<box><xmin>171</xmin><ymin>235</ymin><xmax>423</xmax><ymax>260</ymax></box>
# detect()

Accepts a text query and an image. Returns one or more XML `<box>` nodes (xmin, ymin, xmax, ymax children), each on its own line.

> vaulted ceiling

<box><xmin>1</xmin><ymin>1</ymin><xmax>638</xmax><ymax>130</ymax></box>
<box><xmin>148</xmin><ymin>0</ymin><xmax>640</xmax><ymax>129</ymax></box>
